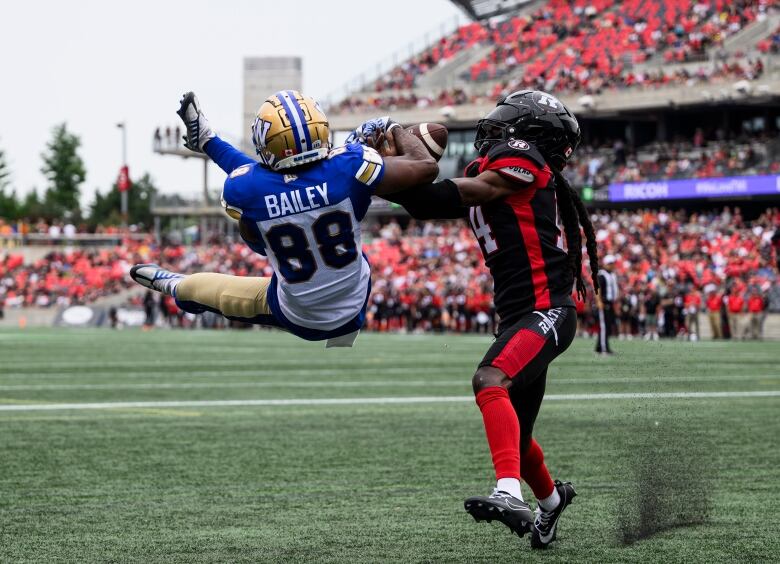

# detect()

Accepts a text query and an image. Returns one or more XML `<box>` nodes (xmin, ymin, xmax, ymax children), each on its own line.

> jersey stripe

<box><xmin>356</xmin><ymin>161</ymin><xmax>378</xmax><ymax>184</ymax></box>
<box><xmin>366</xmin><ymin>162</ymin><xmax>382</xmax><ymax>185</ymax></box>
<box><xmin>278</xmin><ymin>91</ymin><xmax>306</xmax><ymax>152</ymax></box>
<box><xmin>510</xmin><ymin>199</ymin><xmax>552</xmax><ymax>310</ymax></box>
<box><xmin>491</xmin><ymin>329</ymin><xmax>546</xmax><ymax>376</ymax></box>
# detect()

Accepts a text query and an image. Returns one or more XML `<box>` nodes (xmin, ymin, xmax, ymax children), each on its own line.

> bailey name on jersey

<box><xmin>265</xmin><ymin>183</ymin><xmax>330</xmax><ymax>218</ymax></box>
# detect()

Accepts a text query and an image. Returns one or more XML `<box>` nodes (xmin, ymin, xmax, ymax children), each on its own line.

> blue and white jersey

<box><xmin>208</xmin><ymin>138</ymin><xmax>384</xmax><ymax>332</ymax></box>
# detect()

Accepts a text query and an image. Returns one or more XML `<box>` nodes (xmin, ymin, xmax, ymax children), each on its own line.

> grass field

<box><xmin>0</xmin><ymin>328</ymin><xmax>778</xmax><ymax>563</ymax></box>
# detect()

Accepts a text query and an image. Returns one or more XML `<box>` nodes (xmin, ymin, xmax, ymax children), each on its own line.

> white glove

<box><xmin>176</xmin><ymin>91</ymin><xmax>215</xmax><ymax>152</ymax></box>
<box><xmin>344</xmin><ymin>116</ymin><xmax>400</xmax><ymax>145</ymax></box>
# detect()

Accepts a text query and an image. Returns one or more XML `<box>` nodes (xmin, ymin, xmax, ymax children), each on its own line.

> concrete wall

<box><xmin>2</xmin><ymin>304</ymin><xmax>779</xmax><ymax>339</ymax></box>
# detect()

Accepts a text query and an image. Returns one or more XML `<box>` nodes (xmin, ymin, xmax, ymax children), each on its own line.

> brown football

<box><xmin>407</xmin><ymin>123</ymin><xmax>448</xmax><ymax>161</ymax></box>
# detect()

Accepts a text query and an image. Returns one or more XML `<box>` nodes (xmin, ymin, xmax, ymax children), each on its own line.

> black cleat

<box><xmin>531</xmin><ymin>480</ymin><xmax>577</xmax><ymax>549</ymax></box>
<box><xmin>464</xmin><ymin>490</ymin><xmax>534</xmax><ymax>537</ymax></box>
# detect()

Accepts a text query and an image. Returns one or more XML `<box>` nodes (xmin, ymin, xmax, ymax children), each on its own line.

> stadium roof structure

<box><xmin>449</xmin><ymin>0</ymin><xmax>537</xmax><ymax>21</ymax></box>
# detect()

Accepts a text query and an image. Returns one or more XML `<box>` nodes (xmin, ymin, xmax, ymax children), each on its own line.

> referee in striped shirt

<box><xmin>595</xmin><ymin>255</ymin><xmax>619</xmax><ymax>355</ymax></box>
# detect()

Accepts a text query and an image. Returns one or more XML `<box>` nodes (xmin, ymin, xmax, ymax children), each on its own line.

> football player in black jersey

<box><xmin>382</xmin><ymin>90</ymin><xmax>601</xmax><ymax>549</ymax></box>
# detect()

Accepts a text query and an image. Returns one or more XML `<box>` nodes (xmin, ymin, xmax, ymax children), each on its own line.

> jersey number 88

<box><xmin>266</xmin><ymin>210</ymin><xmax>358</xmax><ymax>283</ymax></box>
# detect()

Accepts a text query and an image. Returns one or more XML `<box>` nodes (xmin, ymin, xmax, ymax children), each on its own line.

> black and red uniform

<box><xmin>465</xmin><ymin>139</ymin><xmax>577</xmax><ymax>439</ymax></box>
<box><xmin>464</xmin><ymin>139</ymin><xmax>574</xmax><ymax>327</ymax></box>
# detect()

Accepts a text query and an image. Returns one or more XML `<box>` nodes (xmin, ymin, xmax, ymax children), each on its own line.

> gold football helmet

<box><xmin>251</xmin><ymin>90</ymin><xmax>330</xmax><ymax>170</ymax></box>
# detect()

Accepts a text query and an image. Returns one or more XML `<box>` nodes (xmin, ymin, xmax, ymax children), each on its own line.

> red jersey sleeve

<box><xmin>477</xmin><ymin>139</ymin><xmax>553</xmax><ymax>189</ymax></box>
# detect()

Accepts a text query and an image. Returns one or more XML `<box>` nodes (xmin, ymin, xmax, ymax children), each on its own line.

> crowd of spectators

<box><xmin>473</xmin><ymin>0</ymin><xmax>767</xmax><ymax>81</ymax></box>
<box><xmin>0</xmin><ymin>241</ymin><xmax>147</xmax><ymax>310</ymax></box>
<box><xmin>334</xmin><ymin>88</ymin><xmax>472</xmax><ymax>115</ymax></box>
<box><xmin>582</xmin><ymin>207</ymin><xmax>780</xmax><ymax>340</ymax></box>
<box><xmin>331</xmin><ymin>0</ymin><xmax>774</xmax><ymax>114</ymax></box>
<box><xmin>2</xmin><ymin>209</ymin><xmax>778</xmax><ymax>339</ymax></box>
<box><xmin>360</xmin><ymin>209</ymin><xmax>780</xmax><ymax>338</ymax></box>
<box><xmin>330</xmin><ymin>56</ymin><xmax>765</xmax><ymax>114</ymax></box>
<box><xmin>0</xmin><ymin>218</ymin><xmax>126</xmax><ymax>239</ymax></box>
<box><xmin>567</xmin><ymin>130</ymin><xmax>780</xmax><ymax>188</ymax></box>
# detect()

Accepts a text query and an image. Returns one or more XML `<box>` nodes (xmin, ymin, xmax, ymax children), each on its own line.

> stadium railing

<box><xmin>0</xmin><ymin>232</ymin><xmax>150</xmax><ymax>248</ymax></box>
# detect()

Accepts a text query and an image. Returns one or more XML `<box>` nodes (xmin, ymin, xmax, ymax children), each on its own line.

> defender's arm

<box><xmin>451</xmin><ymin>170</ymin><xmax>519</xmax><ymax>205</ymax></box>
<box><xmin>382</xmin><ymin>170</ymin><xmax>520</xmax><ymax>220</ymax></box>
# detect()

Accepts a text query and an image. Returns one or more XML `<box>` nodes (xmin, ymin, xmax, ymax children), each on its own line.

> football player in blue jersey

<box><xmin>130</xmin><ymin>91</ymin><xmax>437</xmax><ymax>345</ymax></box>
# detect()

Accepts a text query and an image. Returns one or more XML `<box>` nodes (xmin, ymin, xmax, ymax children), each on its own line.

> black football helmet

<box><xmin>474</xmin><ymin>90</ymin><xmax>581</xmax><ymax>170</ymax></box>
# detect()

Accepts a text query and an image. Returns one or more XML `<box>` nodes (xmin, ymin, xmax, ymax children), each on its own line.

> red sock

<box><xmin>520</xmin><ymin>438</ymin><xmax>555</xmax><ymax>499</ymax></box>
<box><xmin>475</xmin><ymin>387</ymin><xmax>520</xmax><ymax>480</ymax></box>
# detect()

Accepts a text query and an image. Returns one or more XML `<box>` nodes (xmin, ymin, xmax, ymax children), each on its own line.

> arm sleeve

<box><xmin>382</xmin><ymin>179</ymin><xmax>467</xmax><ymax>220</ymax></box>
<box><xmin>204</xmin><ymin>136</ymin><xmax>255</xmax><ymax>175</ymax></box>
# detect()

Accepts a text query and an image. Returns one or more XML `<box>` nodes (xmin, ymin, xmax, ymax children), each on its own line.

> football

<box><xmin>407</xmin><ymin>122</ymin><xmax>448</xmax><ymax>161</ymax></box>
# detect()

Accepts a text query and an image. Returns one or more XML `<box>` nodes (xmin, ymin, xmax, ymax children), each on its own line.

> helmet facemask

<box><xmin>474</xmin><ymin>120</ymin><xmax>511</xmax><ymax>156</ymax></box>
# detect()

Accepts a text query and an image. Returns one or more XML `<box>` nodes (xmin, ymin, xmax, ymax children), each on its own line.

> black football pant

<box><xmin>595</xmin><ymin>303</ymin><xmax>614</xmax><ymax>353</ymax></box>
<box><xmin>479</xmin><ymin>306</ymin><xmax>577</xmax><ymax>448</ymax></box>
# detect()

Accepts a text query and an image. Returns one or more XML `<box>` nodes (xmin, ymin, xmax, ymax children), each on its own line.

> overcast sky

<box><xmin>0</xmin><ymin>0</ymin><xmax>462</xmax><ymax>206</ymax></box>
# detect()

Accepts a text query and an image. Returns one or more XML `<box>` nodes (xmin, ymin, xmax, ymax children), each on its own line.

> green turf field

<box><xmin>0</xmin><ymin>329</ymin><xmax>778</xmax><ymax>563</ymax></box>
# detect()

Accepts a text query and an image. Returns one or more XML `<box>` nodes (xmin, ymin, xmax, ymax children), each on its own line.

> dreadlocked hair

<box><xmin>551</xmin><ymin>168</ymin><xmax>600</xmax><ymax>300</ymax></box>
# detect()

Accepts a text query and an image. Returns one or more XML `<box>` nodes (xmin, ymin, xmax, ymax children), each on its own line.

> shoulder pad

<box><xmin>478</xmin><ymin>139</ymin><xmax>551</xmax><ymax>187</ymax></box>
<box><xmin>485</xmin><ymin>139</ymin><xmax>546</xmax><ymax>169</ymax></box>
<box><xmin>222</xmin><ymin>163</ymin><xmax>262</xmax><ymax>210</ymax></box>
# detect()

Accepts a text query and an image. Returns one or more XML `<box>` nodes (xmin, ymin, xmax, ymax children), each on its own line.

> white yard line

<box><xmin>1</xmin><ymin>374</ymin><xmax>779</xmax><ymax>391</ymax></box>
<box><xmin>0</xmin><ymin>391</ymin><xmax>777</xmax><ymax>412</ymax></box>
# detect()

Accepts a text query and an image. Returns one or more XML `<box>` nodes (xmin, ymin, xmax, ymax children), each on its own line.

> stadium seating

<box><xmin>373</xmin><ymin>22</ymin><xmax>488</xmax><ymax>92</ymax></box>
<box><xmin>331</xmin><ymin>0</ymin><xmax>774</xmax><ymax>113</ymax></box>
<box><xmin>567</xmin><ymin>133</ymin><xmax>780</xmax><ymax>189</ymax></box>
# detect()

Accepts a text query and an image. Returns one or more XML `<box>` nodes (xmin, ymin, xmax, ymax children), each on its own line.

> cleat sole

<box><xmin>464</xmin><ymin>499</ymin><xmax>532</xmax><ymax>537</ymax></box>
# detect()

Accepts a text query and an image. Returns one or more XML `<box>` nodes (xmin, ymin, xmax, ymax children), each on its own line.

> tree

<box><xmin>0</xmin><ymin>142</ymin><xmax>9</xmax><ymax>191</ymax></box>
<box><xmin>0</xmin><ymin>142</ymin><xmax>18</xmax><ymax>218</ymax></box>
<box><xmin>40</xmin><ymin>123</ymin><xmax>86</xmax><ymax>219</ymax></box>
<box><xmin>89</xmin><ymin>172</ymin><xmax>157</xmax><ymax>227</ymax></box>
<box><xmin>19</xmin><ymin>189</ymin><xmax>44</xmax><ymax>219</ymax></box>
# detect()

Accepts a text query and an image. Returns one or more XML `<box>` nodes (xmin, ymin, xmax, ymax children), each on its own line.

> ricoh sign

<box><xmin>609</xmin><ymin>174</ymin><xmax>780</xmax><ymax>202</ymax></box>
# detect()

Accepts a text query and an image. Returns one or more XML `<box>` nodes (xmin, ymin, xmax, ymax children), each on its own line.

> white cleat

<box><xmin>130</xmin><ymin>264</ymin><xmax>184</xmax><ymax>296</ymax></box>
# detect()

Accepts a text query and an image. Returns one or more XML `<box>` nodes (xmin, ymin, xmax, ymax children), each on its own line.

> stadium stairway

<box><xmin>416</xmin><ymin>43</ymin><xmax>495</xmax><ymax>90</ymax></box>
<box><xmin>723</xmin><ymin>9</ymin><xmax>780</xmax><ymax>54</ymax></box>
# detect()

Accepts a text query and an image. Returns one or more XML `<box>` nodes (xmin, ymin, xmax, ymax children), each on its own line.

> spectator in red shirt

<box><xmin>747</xmin><ymin>290</ymin><xmax>766</xmax><ymax>340</ymax></box>
<box><xmin>726</xmin><ymin>288</ymin><xmax>745</xmax><ymax>340</ymax></box>
<box><xmin>705</xmin><ymin>289</ymin><xmax>723</xmax><ymax>339</ymax></box>
<box><xmin>684</xmin><ymin>289</ymin><xmax>701</xmax><ymax>340</ymax></box>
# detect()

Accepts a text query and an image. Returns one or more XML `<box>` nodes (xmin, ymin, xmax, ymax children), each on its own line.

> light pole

<box><xmin>116</xmin><ymin>122</ymin><xmax>128</xmax><ymax>229</ymax></box>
